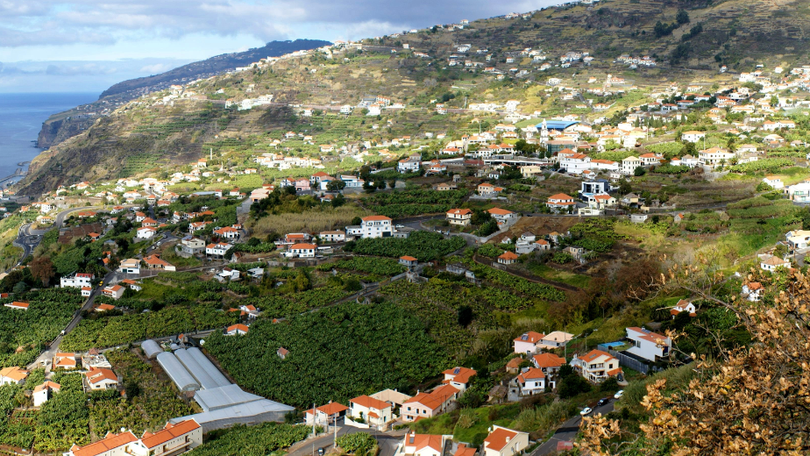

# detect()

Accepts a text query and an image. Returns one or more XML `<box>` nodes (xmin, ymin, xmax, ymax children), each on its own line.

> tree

<box><xmin>558</xmin><ymin>364</ymin><xmax>592</xmax><ymax>399</ymax></box>
<box><xmin>634</xmin><ymin>166</ymin><xmax>646</xmax><ymax>176</ymax></box>
<box><xmin>326</xmin><ymin>179</ymin><xmax>346</xmax><ymax>191</ymax></box>
<box><xmin>30</xmin><ymin>256</ymin><xmax>55</xmax><ymax>286</ymax></box>
<box><xmin>580</xmin><ymin>267</ymin><xmax>810</xmax><ymax>455</ymax></box>
<box><xmin>676</xmin><ymin>9</ymin><xmax>690</xmax><ymax>25</ymax></box>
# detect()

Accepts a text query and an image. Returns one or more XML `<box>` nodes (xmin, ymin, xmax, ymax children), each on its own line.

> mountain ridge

<box><xmin>36</xmin><ymin>39</ymin><xmax>331</xmax><ymax>150</ymax></box>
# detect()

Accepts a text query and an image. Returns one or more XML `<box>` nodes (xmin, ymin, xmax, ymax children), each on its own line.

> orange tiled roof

<box><xmin>70</xmin><ymin>432</ymin><xmax>137</xmax><ymax>456</ymax></box>
<box><xmin>484</xmin><ymin>427</ymin><xmax>519</xmax><ymax>452</ymax></box>
<box><xmin>140</xmin><ymin>420</ymin><xmax>200</xmax><ymax>449</ymax></box>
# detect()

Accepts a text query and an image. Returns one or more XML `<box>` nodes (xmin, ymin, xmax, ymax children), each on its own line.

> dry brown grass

<box><xmin>246</xmin><ymin>205</ymin><xmax>369</xmax><ymax>236</ymax></box>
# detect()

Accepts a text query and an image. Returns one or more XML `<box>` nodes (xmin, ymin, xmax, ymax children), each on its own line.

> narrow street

<box><xmin>531</xmin><ymin>401</ymin><xmax>615</xmax><ymax>455</ymax></box>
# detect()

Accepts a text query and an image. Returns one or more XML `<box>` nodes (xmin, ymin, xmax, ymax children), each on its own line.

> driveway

<box><xmin>530</xmin><ymin>399</ymin><xmax>616</xmax><ymax>455</ymax></box>
<box><xmin>287</xmin><ymin>427</ymin><xmax>403</xmax><ymax>456</ymax></box>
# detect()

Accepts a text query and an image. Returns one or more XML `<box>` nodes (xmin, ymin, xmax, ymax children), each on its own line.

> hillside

<box><xmin>19</xmin><ymin>0</ymin><xmax>810</xmax><ymax>196</ymax></box>
<box><xmin>36</xmin><ymin>39</ymin><xmax>331</xmax><ymax>149</ymax></box>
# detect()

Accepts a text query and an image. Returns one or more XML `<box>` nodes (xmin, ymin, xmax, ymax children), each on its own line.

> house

<box><xmin>136</xmin><ymin>226</ymin><xmax>157</xmax><ymax>240</ymax></box>
<box><xmin>213</xmin><ymin>226</ymin><xmax>240</xmax><ymax>239</ymax></box>
<box><xmin>483</xmin><ymin>426</ymin><xmax>529</xmax><ymax>456</ymax></box>
<box><xmin>626</xmin><ymin>327</ymin><xmax>671</xmax><ymax>362</ymax></box>
<box><xmin>787</xmin><ymin>182</ymin><xmax>810</xmax><ymax>203</ymax></box>
<box><xmin>33</xmin><ymin>381</ymin><xmax>61</xmax><ymax>407</ymax></box>
<box><xmin>217</xmin><ymin>267</ymin><xmax>240</xmax><ymax>282</ymax></box>
<box><xmin>4</xmin><ymin>301</ymin><xmax>29</xmax><ymax>310</ymax></box>
<box><xmin>630</xmin><ymin>214</ymin><xmax>648</xmax><ymax>224</ymax></box>
<box><xmin>60</xmin><ymin>272</ymin><xmax>94</xmax><ymax>289</ymax></box>
<box><xmin>401</xmin><ymin>432</ymin><xmax>451</xmax><ymax>456</ymax></box>
<box><xmin>305</xmin><ymin>402</ymin><xmax>350</xmax><ymax>426</ymax></box>
<box><xmin>0</xmin><ymin>367</ymin><xmax>28</xmax><ymax>386</ymax></box>
<box><xmin>277</xmin><ymin>347</ymin><xmax>289</xmax><ymax>359</ymax></box>
<box><xmin>761</xmin><ymin>255</ymin><xmax>790</xmax><ymax>272</ymax></box>
<box><xmin>206</xmin><ymin>243</ymin><xmax>231</xmax><ymax>257</ymax></box>
<box><xmin>143</xmin><ymin>255</ymin><xmax>176</xmax><ymax>271</ymax></box>
<box><xmin>178</xmin><ymin>237</ymin><xmax>206</xmax><ymax>257</ymax></box>
<box><xmin>762</xmin><ymin>176</ymin><xmax>784</xmax><ymax>189</ymax></box>
<box><xmin>84</xmin><ymin>367</ymin><xmax>119</xmax><ymax>390</ymax></box>
<box><xmin>446</xmin><ymin>208</ymin><xmax>473</xmax><ymax>226</ymax></box>
<box><xmin>441</xmin><ymin>366</ymin><xmax>477</xmax><ymax>392</ymax></box>
<box><xmin>53</xmin><ymin>352</ymin><xmax>78</xmax><ymax>370</ymax></box>
<box><xmin>102</xmin><ymin>285</ymin><xmax>125</xmax><ymax>300</ymax></box>
<box><xmin>127</xmin><ymin>420</ymin><xmax>203</xmax><ymax>456</ymax></box>
<box><xmin>118</xmin><ymin>258</ymin><xmax>140</xmax><ymax>275</ymax></box>
<box><xmin>402</xmin><ymin>384</ymin><xmax>460</xmax><ymax>421</ymax></box>
<box><xmin>225</xmin><ymin>324</ymin><xmax>250</xmax><ymax>336</ymax></box>
<box><xmin>349</xmin><ymin>395</ymin><xmax>393</xmax><ymax>427</ymax></box>
<box><xmin>670</xmin><ymin>299</ymin><xmax>696</xmax><ymax>318</ymax></box>
<box><xmin>360</xmin><ymin>216</ymin><xmax>393</xmax><ymax>238</ymax></box>
<box><xmin>539</xmin><ymin>331</ymin><xmax>574</xmax><ymax>350</ymax></box>
<box><xmin>477</xmin><ymin>183</ymin><xmax>503</xmax><ymax>197</ymax></box>
<box><xmin>514</xmin><ymin>368</ymin><xmax>549</xmax><ymax>395</ymax></box>
<box><xmin>681</xmin><ymin>131</ymin><xmax>706</xmax><ymax>143</ymax></box>
<box><xmin>742</xmin><ymin>282</ymin><xmax>764</xmax><ymax>302</ymax></box>
<box><xmin>498</xmin><ymin>251</ymin><xmax>519</xmax><ymax>265</ymax></box>
<box><xmin>513</xmin><ymin>331</ymin><xmax>545</xmax><ymax>354</ymax></box>
<box><xmin>698</xmin><ymin>147</ymin><xmax>734</xmax><ymax>167</ymax></box>
<box><xmin>240</xmin><ymin>304</ymin><xmax>260</xmax><ymax>318</ymax></box>
<box><xmin>64</xmin><ymin>431</ymin><xmax>138</xmax><ymax>456</ymax></box>
<box><xmin>546</xmin><ymin>193</ymin><xmax>576</xmax><ymax>211</ymax></box>
<box><xmin>286</xmin><ymin>243</ymin><xmax>317</xmax><ymax>258</ymax></box>
<box><xmin>570</xmin><ymin>349</ymin><xmax>623</xmax><ymax>383</ymax></box>
<box><xmin>319</xmin><ymin>231</ymin><xmax>346</xmax><ymax>243</ymax></box>
<box><xmin>399</xmin><ymin>256</ymin><xmax>418</xmax><ymax>268</ymax></box>
<box><xmin>398</xmin><ymin>156</ymin><xmax>422</xmax><ymax>173</ymax></box>
<box><xmin>81</xmin><ymin>287</ymin><xmax>93</xmax><ymax>297</ymax></box>
<box><xmin>786</xmin><ymin>230</ymin><xmax>810</xmax><ymax>250</ymax></box>
<box><xmin>531</xmin><ymin>353</ymin><xmax>567</xmax><ymax>377</ymax></box>
<box><xmin>621</xmin><ymin>156</ymin><xmax>642</xmax><ymax>175</ymax></box>
<box><xmin>487</xmin><ymin>208</ymin><xmax>515</xmax><ymax>226</ymax></box>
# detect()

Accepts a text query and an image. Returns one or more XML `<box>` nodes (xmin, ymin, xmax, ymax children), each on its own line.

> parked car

<box><xmin>614</xmin><ymin>390</ymin><xmax>624</xmax><ymax>399</ymax></box>
<box><xmin>580</xmin><ymin>407</ymin><xmax>593</xmax><ymax>416</ymax></box>
<box><xmin>597</xmin><ymin>397</ymin><xmax>610</xmax><ymax>407</ymax></box>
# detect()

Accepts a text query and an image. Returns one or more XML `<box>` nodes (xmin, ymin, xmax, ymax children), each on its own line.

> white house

<box><xmin>762</xmin><ymin>176</ymin><xmax>784</xmax><ymax>189</ymax></box>
<box><xmin>513</xmin><ymin>331</ymin><xmax>545</xmax><ymax>354</ymax></box>
<box><xmin>226</xmin><ymin>324</ymin><xmax>250</xmax><ymax>336</ymax></box>
<box><xmin>305</xmin><ymin>402</ymin><xmax>350</xmax><ymax>427</ymax></box>
<box><xmin>681</xmin><ymin>131</ymin><xmax>706</xmax><ymax>143</ymax></box>
<box><xmin>84</xmin><ymin>367</ymin><xmax>119</xmax><ymax>390</ymax></box>
<box><xmin>442</xmin><ymin>366</ymin><xmax>477</xmax><ymax>393</ymax></box>
<box><xmin>483</xmin><ymin>426</ymin><xmax>529</xmax><ymax>456</ymax></box>
<box><xmin>625</xmin><ymin>327</ymin><xmax>671</xmax><ymax>362</ymax></box>
<box><xmin>546</xmin><ymin>193</ymin><xmax>576</xmax><ymax>211</ymax></box>
<box><xmin>446</xmin><ymin>208</ymin><xmax>473</xmax><ymax>226</ymax></box>
<box><xmin>401</xmin><ymin>433</ymin><xmax>451</xmax><ymax>456</ymax></box>
<box><xmin>349</xmin><ymin>395</ymin><xmax>393</xmax><ymax>428</ymax></box>
<box><xmin>514</xmin><ymin>367</ymin><xmax>548</xmax><ymax>395</ymax></box>
<box><xmin>102</xmin><ymin>285</ymin><xmax>125</xmax><ymax>300</ymax></box>
<box><xmin>570</xmin><ymin>349</ymin><xmax>623</xmax><ymax>383</ymax></box>
<box><xmin>487</xmin><ymin>208</ymin><xmax>515</xmax><ymax>226</ymax></box>
<box><xmin>398</xmin><ymin>156</ymin><xmax>422</xmax><ymax>173</ymax></box>
<box><xmin>206</xmin><ymin>243</ymin><xmax>230</xmax><ymax>257</ymax></box>
<box><xmin>0</xmin><ymin>367</ymin><xmax>28</xmax><ymax>386</ymax></box>
<box><xmin>670</xmin><ymin>299</ymin><xmax>696</xmax><ymax>318</ymax></box>
<box><xmin>538</xmin><ymin>331</ymin><xmax>574</xmax><ymax>350</ymax></box>
<box><xmin>698</xmin><ymin>148</ymin><xmax>734</xmax><ymax>167</ymax></box>
<box><xmin>136</xmin><ymin>226</ymin><xmax>157</xmax><ymax>240</ymax></box>
<box><xmin>360</xmin><ymin>216</ymin><xmax>393</xmax><ymax>238</ymax></box>
<box><xmin>319</xmin><ymin>231</ymin><xmax>346</xmax><ymax>243</ymax></box>
<box><xmin>761</xmin><ymin>256</ymin><xmax>790</xmax><ymax>272</ymax></box>
<box><xmin>60</xmin><ymin>272</ymin><xmax>94</xmax><ymax>289</ymax></box>
<box><xmin>742</xmin><ymin>282</ymin><xmax>764</xmax><ymax>302</ymax></box>
<box><xmin>33</xmin><ymin>381</ymin><xmax>61</xmax><ymax>407</ymax></box>
<box><xmin>126</xmin><ymin>420</ymin><xmax>203</xmax><ymax>456</ymax></box>
<box><xmin>786</xmin><ymin>182</ymin><xmax>810</xmax><ymax>203</ymax></box>
<box><xmin>118</xmin><ymin>258</ymin><xmax>140</xmax><ymax>275</ymax></box>
<box><xmin>621</xmin><ymin>156</ymin><xmax>641</xmax><ymax>175</ymax></box>
<box><xmin>287</xmin><ymin>243</ymin><xmax>317</xmax><ymax>258</ymax></box>
<box><xmin>786</xmin><ymin>230</ymin><xmax>810</xmax><ymax>249</ymax></box>
<box><xmin>65</xmin><ymin>431</ymin><xmax>138</xmax><ymax>456</ymax></box>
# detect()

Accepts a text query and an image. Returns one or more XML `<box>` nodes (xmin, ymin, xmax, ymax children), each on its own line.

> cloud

<box><xmin>139</xmin><ymin>63</ymin><xmax>171</xmax><ymax>74</ymax></box>
<box><xmin>0</xmin><ymin>0</ymin><xmax>564</xmax><ymax>49</ymax></box>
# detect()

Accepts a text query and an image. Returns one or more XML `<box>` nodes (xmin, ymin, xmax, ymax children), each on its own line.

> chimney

<box><xmin>505</xmin><ymin>437</ymin><xmax>510</xmax><ymax>443</ymax></box>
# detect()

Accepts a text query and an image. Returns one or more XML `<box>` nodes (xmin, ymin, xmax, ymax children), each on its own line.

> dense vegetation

<box><xmin>362</xmin><ymin>189</ymin><xmax>467</xmax><ymax>218</ymax></box>
<box><xmin>187</xmin><ymin>423</ymin><xmax>311</xmax><ymax>456</ymax></box>
<box><xmin>345</xmin><ymin>231</ymin><xmax>466</xmax><ymax>261</ymax></box>
<box><xmin>205</xmin><ymin>302</ymin><xmax>449</xmax><ymax>407</ymax></box>
<box><xmin>0</xmin><ymin>289</ymin><xmax>84</xmax><ymax>367</ymax></box>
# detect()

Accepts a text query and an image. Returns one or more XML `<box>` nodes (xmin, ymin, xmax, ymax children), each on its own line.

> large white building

<box><xmin>570</xmin><ymin>349</ymin><xmax>623</xmax><ymax>383</ymax></box>
<box><xmin>360</xmin><ymin>216</ymin><xmax>393</xmax><ymax>238</ymax></box>
<box><xmin>625</xmin><ymin>327</ymin><xmax>671</xmax><ymax>362</ymax></box>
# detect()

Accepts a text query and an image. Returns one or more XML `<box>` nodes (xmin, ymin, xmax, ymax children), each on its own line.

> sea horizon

<box><xmin>0</xmin><ymin>92</ymin><xmax>99</xmax><ymax>183</ymax></box>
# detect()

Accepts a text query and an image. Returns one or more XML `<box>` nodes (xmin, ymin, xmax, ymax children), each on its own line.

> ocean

<box><xmin>0</xmin><ymin>93</ymin><xmax>98</xmax><ymax>181</ymax></box>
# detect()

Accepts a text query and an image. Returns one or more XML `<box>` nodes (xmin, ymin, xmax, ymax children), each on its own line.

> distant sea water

<box><xmin>0</xmin><ymin>93</ymin><xmax>98</xmax><ymax>180</ymax></box>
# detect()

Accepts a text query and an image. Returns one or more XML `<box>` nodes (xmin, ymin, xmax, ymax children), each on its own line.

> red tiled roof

<box><xmin>140</xmin><ymin>420</ymin><xmax>200</xmax><ymax>449</ymax></box>
<box><xmin>442</xmin><ymin>366</ymin><xmax>477</xmax><ymax>384</ymax></box>
<box><xmin>499</xmin><ymin>251</ymin><xmax>519</xmax><ymax>261</ymax></box>
<box><xmin>70</xmin><ymin>432</ymin><xmax>138</xmax><ymax>456</ymax></box>
<box><xmin>533</xmin><ymin>353</ymin><xmax>566</xmax><ymax>369</ymax></box>
<box><xmin>514</xmin><ymin>331</ymin><xmax>544</xmax><ymax>344</ymax></box>
<box><xmin>227</xmin><ymin>324</ymin><xmax>249</xmax><ymax>333</ymax></box>
<box><xmin>517</xmin><ymin>368</ymin><xmax>546</xmax><ymax>382</ymax></box>
<box><xmin>351</xmin><ymin>395</ymin><xmax>391</xmax><ymax>411</ymax></box>
<box><xmin>484</xmin><ymin>427</ymin><xmax>519</xmax><ymax>452</ymax></box>
<box><xmin>362</xmin><ymin>215</ymin><xmax>392</xmax><ymax>222</ymax></box>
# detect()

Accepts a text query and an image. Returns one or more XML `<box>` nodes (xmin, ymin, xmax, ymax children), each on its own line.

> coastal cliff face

<box><xmin>34</xmin><ymin>39</ymin><xmax>331</xmax><ymax>150</ymax></box>
<box><xmin>37</xmin><ymin>115</ymin><xmax>98</xmax><ymax>150</ymax></box>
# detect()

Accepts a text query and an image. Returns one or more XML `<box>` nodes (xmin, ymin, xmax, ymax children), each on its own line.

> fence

<box><xmin>598</xmin><ymin>344</ymin><xmax>649</xmax><ymax>375</ymax></box>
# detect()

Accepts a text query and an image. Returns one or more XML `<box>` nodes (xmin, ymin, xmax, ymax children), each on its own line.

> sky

<box><xmin>0</xmin><ymin>0</ymin><xmax>562</xmax><ymax>94</ymax></box>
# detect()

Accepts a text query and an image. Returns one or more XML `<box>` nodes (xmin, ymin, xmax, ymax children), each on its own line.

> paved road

<box><xmin>27</xmin><ymin>268</ymin><xmax>119</xmax><ymax>370</ymax></box>
<box><xmin>531</xmin><ymin>400</ymin><xmax>615</xmax><ymax>456</ymax></box>
<box><xmin>287</xmin><ymin>427</ymin><xmax>403</xmax><ymax>456</ymax></box>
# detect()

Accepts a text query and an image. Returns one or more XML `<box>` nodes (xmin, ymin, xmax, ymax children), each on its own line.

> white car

<box><xmin>580</xmin><ymin>407</ymin><xmax>593</xmax><ymax>416</ymax></box>
<box><xmin>614</xmin><ymin>390</ymin><xmax>624</xmax><ymax>399</ymax></box>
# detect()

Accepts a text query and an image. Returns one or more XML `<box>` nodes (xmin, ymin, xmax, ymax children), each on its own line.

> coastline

<box><xmin>0</xmin><ymin>161</ymin><xmax>30</xmax><ymax>190</ymax></box>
